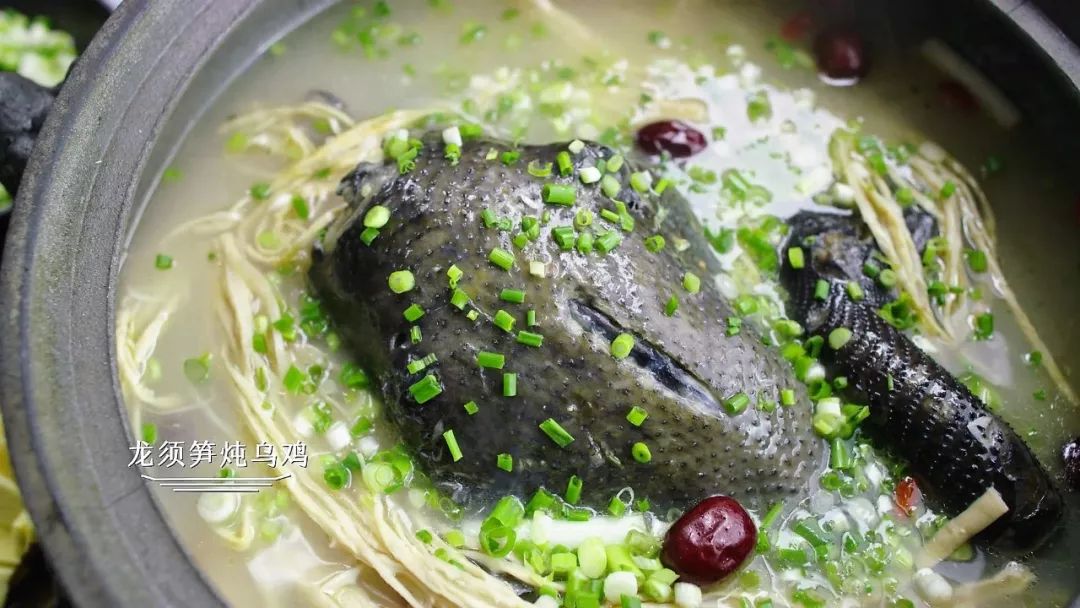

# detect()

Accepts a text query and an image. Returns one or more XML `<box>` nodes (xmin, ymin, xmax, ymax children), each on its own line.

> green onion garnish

<box><xmin>568</xmin><ymin>139</ymin><xmax>585</xmax><ymax>155</ymax></box>
<box><xmin>364</xmin><ymin>205</ymin><xmax>390</xmax><ymax>228</ymax></box>
<box><xmin>600</xmin><ymin>174</ymin><xmax>621</xmax><ymax>199</ymax></box>
<box><xmin>939</xmin><ymin>181</ymin><xmax>957</xmax><ymax>200</ymax></box>
<box><xmin>409</xmin><ymin>326</ymin><xmax>422</xmax><ymax>344</ymax></box>
<box><xmin>608</xmin><ymin>496</ymin><xmax>628</xmax><ymax>517</ymax></box>
<box><xmin>828</xmin><ymin>327</ymin><xmax>852</xmax><ymax>350</ymax></box>
<box><xmin>500</xmin><ymin>150</ymin><xmax>521</xmax><ymax>166</ymax></box>
<box><xmin>600</xmin><ymin>208</ymin><xmax>620</xmax><ymax>224</ymax></box>
<box><xmin>481</xmin><ymin>208</ymin><xmax>497</xmax><ymax>228</ymax></box>
<box><xmin>682</xmin><ymin>272</ymin><xmax>701</xmax><ymax>294</ymax></box>
<box><xmin>664</xmin><ymin>295</ymin><xmax>679</xmax><ymax>316</ymax></box>
<box><xmin>500</xmin><ymin>288</ymin><xmax>526</xmax><ymax>304</ymax></box>
<box><xmin>184</xmin><ymin>353</ymin><xmax>213</xmax><ymax>385</ymax></box>
<box><xmin>574</xmin><ymin>209</ymin><xmax>594</xmax><ymax>229</ymax></box>
<box><xmin>494</xmin><ymin>309</ymin><xmax>516</xmax><ymax>333</ymax></box>
<box><xmin>527</xmin><ymin>160</ymin><xmax>553</xmax><ymax>177</ymax></box>
<box><xmin>973</xmin><ymin>312</ymin><xmax>994</xmax><ymax>340</ymax></box>
<box><xmin>626</xmin><ymin>406</ymin><xmax>648</xmax><ymax>426</ymax></box>
<box><xmin>250</xmin><ymin>183</ymin><xmax>271</xmax><ymax>200</ymax></box>
<box><xmin>526</xmin><ymin>309</ymin><xmax>537</xmax><ymax>326</ymax></box>
<box><xmin>154</xmin><ymin>254</ymin><xmax>174</xmax><ymax>270</ymax></box>
<box><xmin>447</xmin><ymin>264</ymin><xmax>463</xmax><ymax>287</ymax></box>
<box><xmin>565</xmin><ymin>475</ymin><xmax>583</xmax><ymax>504</ymax></box>
<box><xmin>503</xmin><ymin>373</ymin><xmax>517</xmax><ymax>397</ymax></box>
<box><xmin>814</xmin><ymin>279</ymin><xmax>829</xmax><ymax>300</ymax></box>
<box><xmin>579</xmin><ymin>166</ymin><xmax>602</xmax><ymax>184</ymax></box>
<box><xmin>606</xmin><ymin>154</ymin><xmax>624</xmax><ymax>172</ymax></box>
<box><xmin>360</xmin><ymin>227</ymin><xmax>379</xmax><ymax>245</ymax></box>
<box><xmin>965</xmin><ymin>249</ymin><xmax>988</xmax><ymax>273</ymax></box>
<box><xmin>403</xmin><ymin>304</ymin><xmax>425</xmax><ymax>322</ymax></box>
<box><xmin>464</xmin><ymin>400</ymin><xmax>479</xmax><ymax>415</ymax></box>
<box><xmin>645</xmin><ymin>235</ymin><xmax>665</xmax><ymax>252</ymax></box>
<box><xmin>556</xmin><ymin>150</ymin><xmax>573</xmax><ymax>176</ymax></box>
<box><xmin>787</xmin><ymin>247</ymin><xmax>805</xmax><ymax>269</ymax></box>
<box><xmin>845</xmin><ymin>281</ymin><xmax>864</xmax><ymax>301</ymax></box>
<box><xmin>629</xmin><ymin>171</ymin><xmax>652</xmax><ymax>193</ymax></box>
<box><xmin>409</xmin><ymin>374</ymin><xmax>443</xmax><ymax>404</ymax></box>
<box><xmin>388</xmin><ymin>270</ymin><xmax>415</xmax><ymax>294</ymax></box>
<box><xmin>723</xmin><ymin>392</ymin><xmax>750</xmax><ymax>415</ymax></box>
<box><xmin>595</xmin><ymin>230</ymin><xmax>622</xmax><ymax>253</ymax></box>
<box><xmin>466</xmin><ymin>310</ymin><xmax>479</xmax><ymax>321</ymax></box>
<box><xmin>574</xmin><ymin>231</ymin><xmax>593</xmax><ymax>254</ymax></box>
<box><xmin>443</xmin><ymin>429</ymin><xmax>463</xmax><ymax>461</ymax></box>
<box><xmin>450</xmin><ymin>288</ymin><xmax>469</xmax><ymax>310</ymax></box>
<box><xmin>610</xmin><ymin>333</ymin><xmax>635</xmax><ymax>359</ymax></box>
<box><xmin>497</xmin><ymin>453</ymin><xmax>513</xmax><ymax>472</ymax></box>
<box><xmin>539</xmin><ymin>418</ymin><xmax>574</xmax><ymax>447</ymax></box>
<box><xmin>878</xmin><ymin>268</ymin><xmax>897</xmax><ymax>288</ymax></box>
<box><xmin>477</xmin><ymin>351</ymin><xmax>505</xmax><ymax>369</ymax></box>
<box><xmin>552</xmin><ymin>225</ymin><xmax>576</xmax><ymax>250</ymax></box>
<box><xmin>489</xmin><ymin>247</ymin><xmax>514</xmax><ymax>271</ymax></box>
<box><xmin>631</xmin><ymin>442</ymin><xmax>652</xmax><ymax>463</ymax></box>
<box><xmin>542</xmin><ymin>183</ymin><xmax>576</xmax><ymax>206</ymax></box>
<box><xmin>517</xmin><ymin>331</ymin><xmax>544</xmax><ymax>348</ymax></box>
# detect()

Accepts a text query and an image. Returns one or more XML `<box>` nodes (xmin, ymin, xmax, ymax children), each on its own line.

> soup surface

<box><xmin>117</xmin><ymin>1</ymin><xmax>1079</xmax><ymax>606</ymax></box>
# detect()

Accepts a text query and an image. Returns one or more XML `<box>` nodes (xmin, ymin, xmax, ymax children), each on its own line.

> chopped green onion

<box><xmin>503</xmin><ymin>373</ymin><xmax>517</xmax><ymax>397</ymax></box>
<box><xmin>565</xmin><ymin>475</ymin><xmax>583</xmax><ymax>504</ymax></box>
<box><xmin>608</xmin><ymin>495</ymin><xmax>628</xmax><ymax>517</ymax></box>
<box><xmin>664</xmin><ymin>295</ymin><xmax>679</xmax><ymax>316</ymax></box>
<box><xmin>576</xmin><ymin>231</ymin><xmax>594</xmax><ymax>254</ymax></box>
<box><xmin>481</xmin><ymin>208</ymin><xmax>497</xmax><ymax>228</ymax></box>
<box><xmin>878</xmin><ymin>268</ymin><xmax>898</xmax><ymax>288</ymax></box>
<box><xmin>527</xmin><ymin>160</ymin><xmax>553</xmax><ymax>177</ymax></box>
<box><xmin>526</xmin><ymin>309</ymin><xmax>537</xmax><ymax>326</ymax></box>
<box><xmin>464</xmin><ymin>400</ymin><xmax>479</xmax><ymax>415</ymax></box>
<box><xmin>409</xmin><ymin>375</ymin><xmax>443</xmax><ymax>404</ymax></box>
<box><xmin>610</xmin><ymin>333</ymin><xmax>635</xmax><ymax>359</ymax></box>
<box><xmin>388</xmin><ymin>270</ymin><xmax>415</xmax><ymax>294</ymax></box>
<box><xmin>497</xmin><ymin>453</ymin><xmax>513</xmax><ymax>472</ymax></box>
<box><xmin>494</xmin><ymin>309</ymin><xmax>516</xmax><ymax>333</ymax></box>
<box><xmin>965</xmin><ymin>249</ymin><xmax>988</xmax><ymax>273</ymax></box>
<box><xmin>528</xmin><ymin>261</ymin><xmax>545</xmax><ymax>278</ymax></box>
<box><xmin>443</xmin><ymin>429</ymin><xmax>463</xmax><ymax>461</ymax></box>
<box><xmin>973</xmin><ymin>312</ymin><xmax>994</xmax><ymax>340</ymax></box>
<box><xmin>450</xmin><ymin>288</ymin><xmax>470</xmax><ymax>310</ymax></box>
<box><xmin>626</xmin><ymin>406</ymin><xmax>648</xmax><ymax>426</ymax></box>
<box><xmin>595</xmin><ymin>230</ymin><xmax>622</xmax><ymax>253</ymax></box>
<box><xmin>601</xmin><ymin>174</ymin><xmax>622</xmax><ymax>198</ymax></box>
<box><xmin>517</xmin><ymin>331</ymin><xmax>544</xmax><ymax>348</ymax></box>
<box><xmin>600</xmin><ymin>208</ymin><xmax>621</xmax><ymax>224</ymax></box>
<box><xmin>154</xmin><ymin>254</ymin><xmax>174</xmax><ymax>270</ymax></box>
<box><xmin>814</xmin><ymin>279</ymin><xmax>829</xmax><ymax>300</ymax></box>
<box><xmin>403</xmin><ymin>304</ymin><xmax>425</xmax><ymax>322</ymax></box>
<box><xmin>723</xmin><ymin>392</ymin><xmax>750</xmax><ymax>415</ymax></box>
<box><xmin>542</xmin><ymin>183</ymin><xmax>576</xmax><ymax>205</ymax></box>
<box><xmin>629</xmin><ymin>171</ymin><xmax>652</xmax><ymax>193</ymax></box>
<box><xmin>556</xmin><ymin>150</ymin><xmax>573</xmax><ymax>176</ymax></box>
<box><xmin>645</xmin><ymin>235</ymin><xmax>666</xmax><ymax>252</ymax></box>
<box><xmin>489</xmin><ymin>247</ymin><xmax>514</xmax><ymax>270</ymax></box>
<box><xmin>846</xmin><ymin>281</ymin><xmax>864</xmax><ymax>301</ymax></box>
<box><xmin>682</xmin><ymin>272</ymin><xmax>701</xmax><ymax>294</ymax></box>
<box><xmin>828</xmin><ymin>327</ymin><xmax>852</xmax><ymax>350</ymax></box>
<box><xmin>357</xmin><ymin>226</ymin><xmax>380</xmax><ymax>247</ymax></box>
<box><xmin>552</xmin><ymin>225</ymin><xmax>576</xmax><ymax>250</ymax></box>
<box><xmin>781</xmin><ymin>389</ymin><xmax>796</xmax><ymax>406</ymax></box>
<box><xmin>250</xmin><ymin>183</ymin><xmax>271</xmax><ymax>200</ymax></box>
<box><xmin>477</xmin><ymin>351</ymin><xmax>505</xmax><ymax>369</ymax></box>
<box><xmin>939</xmin><ymin>181</ymin><xmax>957</xmax><ymax>200</ymax></box>
<box><xmin>631</xmin><ymin>442</ymin><xmax>652</xmax><ymax>463</ymax></box>
<box><xmin>568</xmin><ymin>139</ymin><xmax>585</xmax><ymax>154</ymax></box>
<box><xmin>579</xmin><ymin>167</ymin><xmax>602</xmax><ymax>184</ymax></box>
<box><xmin>499</xmin><ymin>288</ymin><xmax>526</xmax><ymax>304</ymax></box>
<box><xmin>539</xmin><ymin>418</ymin><xmax>574</xmax><ymax>447</ymax></box>
<box><xmin>787</xmin><ymin>247</ymin><xmax>805</xmax><ymax>269</ymax></box>
<box><xmin>364</xmin><ymin>205</ymin><xmax>391</xmax><ymax>228</ymax></box>
<box><xmin>447</xmin><ymin>264</ymin><xmax>463</xmax><ymax>287</ymax></box>
<box><xmin>500</xmin><ymin>150</ymin><xmax>521</xmax><ymax>166</ymax></box>
<box><xmin>184</xmin><ymin>353</ymin><xmax>212</xmax><ymax>385</ymax></box>
<box><xmin>574</xmin><ymin>209</ymin><xmax>594</xmax><ymax>229</ymax></box>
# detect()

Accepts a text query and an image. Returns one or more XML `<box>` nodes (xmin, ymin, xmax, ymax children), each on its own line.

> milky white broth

<box><xmin>117</xmin><ymin>1</ymin><xmax>1080</xmax><ymax>606</ymax></box>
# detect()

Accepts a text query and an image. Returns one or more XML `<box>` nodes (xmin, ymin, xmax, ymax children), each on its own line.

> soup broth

<box><xmin>117</xmin><ymin>1</ymin><xmax>1079</xmax><ymax>606</ymax></box>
